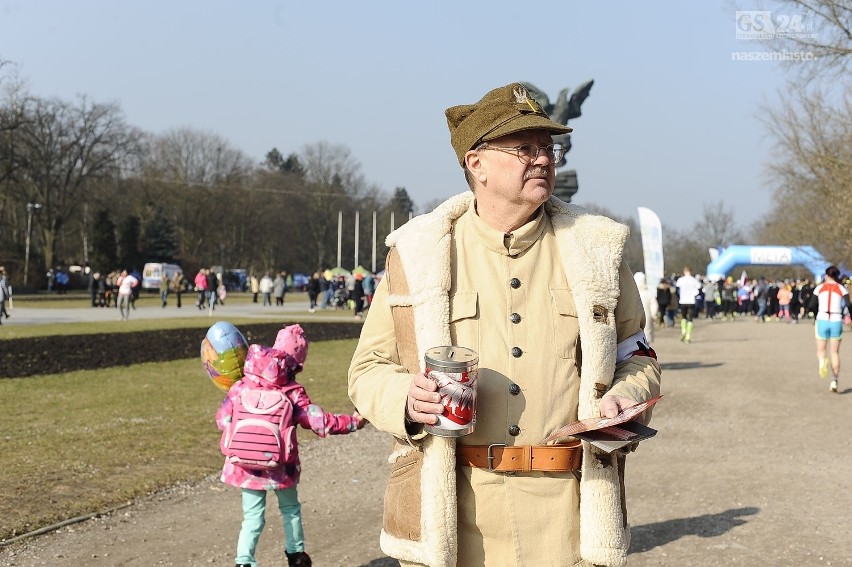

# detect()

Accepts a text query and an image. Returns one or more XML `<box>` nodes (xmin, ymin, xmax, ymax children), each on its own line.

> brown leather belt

<box><xmin>457</xmin><ymin>441</ymin><xmax>582</xmax><ymax>473</ymax></box>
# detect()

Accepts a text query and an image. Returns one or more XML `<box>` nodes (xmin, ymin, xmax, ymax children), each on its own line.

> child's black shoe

<box><xmin>286</xmin><ymin>550</ymin><xmax>312</xmax><ymax>566</ymax></box>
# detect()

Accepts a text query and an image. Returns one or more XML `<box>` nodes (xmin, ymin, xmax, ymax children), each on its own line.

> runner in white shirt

<box><xmin>116</xmin><ymin>270</ymin><xmax>139</xmax><ymax>321</ymax></box>
<box><xmin>808</xmin><ymin>265</ymin><xmax>850</xmax><ymax>393</ymax></box>
<box><xmin>675</xmin><ymin>267</ymin><xmax>702</xmax><ymax>343</ymax></box>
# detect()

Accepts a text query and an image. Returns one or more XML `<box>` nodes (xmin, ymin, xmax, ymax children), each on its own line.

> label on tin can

<box><xmin>423</xmin><ymin>346</ymin><xmax>478</xmax><ymax>437</ymax></box>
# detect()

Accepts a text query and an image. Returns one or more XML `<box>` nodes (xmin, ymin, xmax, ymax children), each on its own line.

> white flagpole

<box><xmin>354</xmin><ymin>211</ymin><xmax>360</xmax><ymax>269</ymax></box>
<box><xmin>337</xmin><ymin>211</ymin><xmax>342</xmax><ymax>268</ymax></box>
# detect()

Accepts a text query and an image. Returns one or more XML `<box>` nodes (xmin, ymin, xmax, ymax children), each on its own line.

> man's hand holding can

<box><xmin>406</xmin><ymin>372</ymin><xmax>442</xmax><ymax>425</ymax></box>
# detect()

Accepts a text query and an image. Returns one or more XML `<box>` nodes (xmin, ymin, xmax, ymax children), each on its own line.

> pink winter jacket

<box><xmin>216</xmin><ymin>344</ymin><xmax>360</xmax><ymax>491</ymax></box>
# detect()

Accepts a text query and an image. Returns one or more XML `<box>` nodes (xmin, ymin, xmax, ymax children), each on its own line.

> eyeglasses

<box><xmin>479</xmin><ymin>143</ymin><xmax>565</xmax><ymax>164</ymax></box>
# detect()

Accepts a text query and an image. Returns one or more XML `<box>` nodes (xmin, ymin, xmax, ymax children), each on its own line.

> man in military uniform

<box><xmin>348</xmin><ymin>83</ymin><xmax>661</xmax><ymax>567</ymax></box>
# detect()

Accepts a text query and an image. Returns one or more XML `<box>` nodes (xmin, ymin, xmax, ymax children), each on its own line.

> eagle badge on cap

<box><xmin>513</xmin><ymin>85</ymin><xmax>540</xmax><ymax>113</ymax></box>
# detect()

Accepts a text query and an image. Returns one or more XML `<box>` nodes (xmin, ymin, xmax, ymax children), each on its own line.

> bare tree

<box><xmin>244</xmin><ymin>167</ymin><xmax>309</xmax><ymax>274</ymax></box>
<box><xmin>693</xmin><ymin>201</ymin><xmax>744</xmax><ymax>249</ymax></box>
<box><xmin>759</xmin><ymin>87</ymin><xmax>852</xmax><ymax>266</ymax></box>
<box><xmin>298</xmin><ymin>141</ymin><xmax>368</xmax><ymax>269</ymax></box>
<box><xmin>760</xmin><ymin>0</ymin><xmax>852</xmax><ymax>79</ymax></box>
<box><xmin>0</xmin><ymin>64</ymin><xmax>28</xmax><ymax>249</ymax></box>
<box><xmin>651</xmin><ymin>202</ymin><xmax>746</xmax><ymax>279</ymax></box>
<box><xmin>746</xmin><ymin>0</ymin><xmax>852</xmax><ymax>269</ymax></box>
<box><xmin>10</xmin><ymin>95</ymin><xmax>141</xmax><ymax>271</ymax></box>
<box><xmin>663</xmin><ymin>227</ymin><xmax>713</xmax><ymax>278</ymax></box>
<box><xmin>138</xmin><ymin>128</ymin><xmax>254</xmax><ymax>265</ymax></box>
<box><xmin>0</xmin><ymin>61</ymin><xmax>27</xmax><ymax>185</ymax></box>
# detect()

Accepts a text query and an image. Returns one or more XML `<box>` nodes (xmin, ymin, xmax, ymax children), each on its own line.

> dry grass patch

<box><xmin>0</xmin><ymin>338</ymin><xmax>359</xmax><ymax>541</ymax></box>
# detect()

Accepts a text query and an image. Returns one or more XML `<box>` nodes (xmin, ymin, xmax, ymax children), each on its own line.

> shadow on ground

<box><xmin>661</xmin><ymin>361</ymin><xmax>725</xmax><ymax>371</ymax></box>
<box><xmin>629</xmin><ymin>506</ymin><xmax>759</xmax><ymax>554</ymax></box>
<box><xmin>355</xmin><ymin>508</ymin><xmax>762</xmax><ymax>564</ymax></box>
<box><xmin>360</xmin><ymin>558</ymin><xmax>400</xmax><ymax>567</ymax></box>
<box><xmin>355</xmin><ymin>507</ymin><xmax>760</xmax><ymax>564</ymax></box>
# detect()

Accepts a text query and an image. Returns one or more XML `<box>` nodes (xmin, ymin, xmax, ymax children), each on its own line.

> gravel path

<box><xmin>2</xmin><ymin>317</ymin><xmax>850</xmax><ymax>566</ymax></box>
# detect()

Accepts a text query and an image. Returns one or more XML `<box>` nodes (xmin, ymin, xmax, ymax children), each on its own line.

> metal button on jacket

<box><xmin>509</xmin><ymin>383</ymin><xmax>521</xmax><ymax>395</ymax></box>
<box><xmin>511</xmin><ymin>346</ymin><xmax>523</xmax><ymax>358</ymax></box>
<box><xmin>510</xmin><ymin>312</ymin><xmax>521</xmax><ymax>324</ymax></box>
<box><xmin>510</xmin><ymin>277</ymin><xmax>521</xmax><ymax>289</ymax></box>
<box><xmin>508</xmin><ymin>425</ymin><xmax>521</xmax><ymax>436</ymax></box>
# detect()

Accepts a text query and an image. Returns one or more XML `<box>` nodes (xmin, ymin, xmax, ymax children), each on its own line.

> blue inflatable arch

<box><xmin>706</xmin><ymin>245</ymin><xmax>827</xmax><ymax>281</ymax></box>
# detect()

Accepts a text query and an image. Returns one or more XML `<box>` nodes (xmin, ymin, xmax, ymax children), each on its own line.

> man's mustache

<box><xmin>524</xmin><ymin>166</ymin><xmax>551</xmax><ymax>181</ymax></box>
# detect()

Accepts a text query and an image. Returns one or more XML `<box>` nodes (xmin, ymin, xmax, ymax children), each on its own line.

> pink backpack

<box><xmin>221</xmin><ymin>388</ymin><xmax>295</xmax><ymax>471</ymax></box>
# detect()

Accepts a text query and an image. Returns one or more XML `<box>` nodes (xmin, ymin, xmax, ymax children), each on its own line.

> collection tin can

<box><xmin>423</xmin><ymin>346</ymin><xmax>478</xmax><ymax>437</ymax></box>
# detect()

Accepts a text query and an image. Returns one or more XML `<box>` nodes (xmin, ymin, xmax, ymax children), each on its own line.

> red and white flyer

<box><xmin>542</xmin><ymin>395</ymin><xmax>663</xmax><ymax>451</ymax></box>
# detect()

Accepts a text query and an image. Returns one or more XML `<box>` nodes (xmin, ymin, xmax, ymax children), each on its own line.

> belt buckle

<box><xmin>487</xmin><ymin>443</ymin><xmax>506</xmax><ymax>471</ymax></box>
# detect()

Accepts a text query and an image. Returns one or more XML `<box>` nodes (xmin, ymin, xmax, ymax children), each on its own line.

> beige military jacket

<box><xmin>348</xmin><ymin>193</ymin><xmax>661</xmax><ymax>567</ymax></box>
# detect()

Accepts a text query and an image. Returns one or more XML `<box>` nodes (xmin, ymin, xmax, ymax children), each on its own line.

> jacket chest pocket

<box><xmin>550</xmin><ymin>288</ymin><xmax>579</xmax><ymax>359</ymax></box>
<box><xmin>449</xmin><ymin>291</ymin><xmax>479</xmax><ymax>351</ymax></box>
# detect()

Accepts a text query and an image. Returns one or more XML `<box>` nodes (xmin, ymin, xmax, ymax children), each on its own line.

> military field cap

<box><xmin>445</xmin><ymin>82</ymin><xmax>572</xmax><ymax>166</ymax></box>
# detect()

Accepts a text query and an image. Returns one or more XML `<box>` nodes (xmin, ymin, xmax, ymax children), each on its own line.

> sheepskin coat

<box><xmin>348</xmin><ymin>192</ymin><xmax>661</xmax><ymax>567</ymax></box>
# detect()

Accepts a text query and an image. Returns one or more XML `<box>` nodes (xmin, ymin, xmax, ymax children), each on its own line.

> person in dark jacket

<box><xmin>656</xmin><ymin>280</ymin><xmax>672</xmax><ymax>327</ymax></box>
<box><xmin>351</xmin><ymin>273</ymin><xmax>366</xmax><ymax>319</ymax></box>
<box><xmin>0</xmin><ymin>266</ymin><xmax>10</xmax><ymax>321</ymax></box>
<box><xmin>206</xmin><ymin>268</ymin><xmax>219</xmax><ymax>312</ymax></box>
<box><xmin>306</xmin><ymin>272</ymin><xmax>321</xmax><ymax>313</ymax></box>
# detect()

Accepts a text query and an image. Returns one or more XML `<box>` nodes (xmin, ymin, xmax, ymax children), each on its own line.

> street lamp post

<box><xmin>23</xmin><ymin>202</ymin><xmax>41</xmax><ymax>286</ymax></box>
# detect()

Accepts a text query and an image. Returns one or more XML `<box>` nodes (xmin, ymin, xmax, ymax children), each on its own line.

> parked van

<box><xmin>141</xmin><ymin>262</ymin><xmax>183</xmax><ymax>291</ymax></box>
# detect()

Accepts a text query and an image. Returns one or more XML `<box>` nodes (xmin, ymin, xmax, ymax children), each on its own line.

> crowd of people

<box><xmin>242</xmin><ymin>269</ymin><xmax>376</xmax><ymax>319</ymax></box>
<box><xmin>192</xmin><ymin>267</ymin><xmax>227</xmax><ymax>314</ymax></box>
<box><xmin>45</xmin><ymin>267</ymin><xmax>72</xmax><ymax>294</ymax></box>
<box><xmin>654</xmin><ymin>266</ymin><xmax>849</xmax><ymax>395</ymax></box>
<box><xmin>654</xmin><ymin>271</ymin><xmax>852</xmax><ymax>327</ymax></box>
<box><xmin>301</xmin><ymin>270</ymin><xmax>377</xmax><ymax>318</ymax></box>
<box><xmin>86</xmin><ymin>268</ymin><xmax>143</xmax><ymax>311</ymax></box>
<box><xmin>29</xmin><ymin>261</ymin><xmax>378</xmax><ymax>322</ymax></box>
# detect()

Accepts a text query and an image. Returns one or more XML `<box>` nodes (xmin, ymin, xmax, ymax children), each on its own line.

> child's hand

<box><xmin>353</xmin><ymin>411</ymin><xmax>368</xmax><ymax>430</ymax></box>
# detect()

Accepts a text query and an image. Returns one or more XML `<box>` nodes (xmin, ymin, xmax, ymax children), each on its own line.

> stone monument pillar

<box><xmin>520</xmin><ymin>80</ymin><xmax>593</xmax><ymax>202</ymax></box>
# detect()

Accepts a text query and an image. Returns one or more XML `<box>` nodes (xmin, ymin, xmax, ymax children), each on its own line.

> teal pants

<box><xmin>236</xmin><ymin>487</ymin><xmax>304</xmax><ymax>566</ymax></box>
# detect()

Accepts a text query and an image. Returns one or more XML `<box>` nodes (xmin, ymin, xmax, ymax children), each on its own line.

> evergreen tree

<box><xmin>389</xmin><ymin>187</ymin><xmax>415</xmax><ymax>224</ymax></box>
<box><xmin>143</xmin><ymin>206</ymin><xmax>179</xmax><ymax>262</ymax></box>
<box><xmin>262</xmin><ymin>149</ymin><xmax>304</xmax><ymax>177</ymax></box>
<box><xmin>262</xmin><ymin>147</ymin><xmax>285</xmax><ymax>171</ymax></box>
<box><xmin>282</xmin><ymin>153</ymin><xmax>304</xmax><ymax>177</ymax></box>
<box><xmin>90</xmin><ymin>209</ymin><xmax>117</xmax><ymax>272</ymax></box>
<box><xmin>117</xmin><ymin>215</ymin><xmax>142</xmax><ymax>271</ymax></box>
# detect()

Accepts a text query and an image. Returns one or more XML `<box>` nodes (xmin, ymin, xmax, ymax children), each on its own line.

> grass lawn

<box><xmin>0</xmin><ymin>338</ymin><xmax>360</xmax><ymax>541</ymax></box>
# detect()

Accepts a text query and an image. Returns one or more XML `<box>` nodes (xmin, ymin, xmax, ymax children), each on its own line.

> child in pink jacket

<box><xmin>216</xmin><ymin>324</ymin><xmax>365</xmax><ymax>567</ymax></box>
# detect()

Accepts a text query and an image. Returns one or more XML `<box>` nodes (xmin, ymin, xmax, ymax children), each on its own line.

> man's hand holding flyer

<box><xmin>543</xmin><ymin>396</ymin><xmax>663</xmax><ymax>453</ymax></box>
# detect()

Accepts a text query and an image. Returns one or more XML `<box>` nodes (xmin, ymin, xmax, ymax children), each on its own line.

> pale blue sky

<box><xmin>0</xmin><ymin>1</ymin><xmax>805</xmax><ymax>231</ymax></box>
